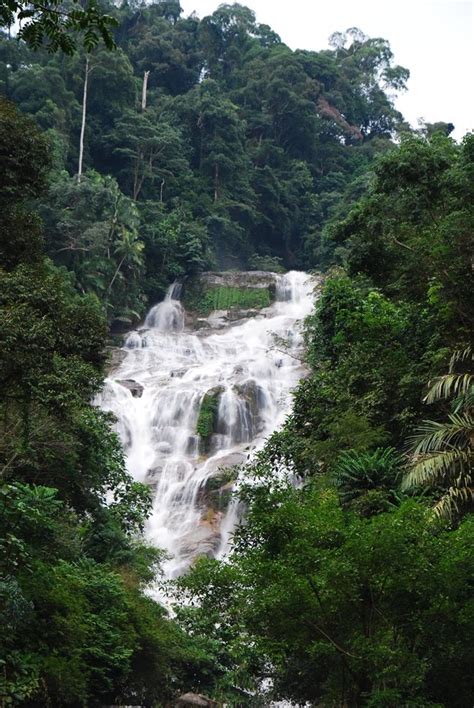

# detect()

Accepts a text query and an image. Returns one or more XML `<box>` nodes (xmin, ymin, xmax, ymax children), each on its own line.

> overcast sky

<box><xmin>180</xmin><ymin>0</ymin><xmax>473</xmax><ymax>140</ymax></box>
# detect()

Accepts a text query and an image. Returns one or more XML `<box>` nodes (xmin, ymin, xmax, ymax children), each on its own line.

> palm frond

<box><xmin>424</xmin><ymin>374</ymin><xmax>473</xmax><ymax>404</ymax></box>
<box><xmin>409</xmin><ymin>414</ymin><xmax>474</xmax><ymax>454</ymax></box>
<box><xmin>433</xmin><ymin>486</ymin><xmax>474</xmax><ymax>521</ymax></box>
<box><xmin>405</xmin><ymin>347</ymin><xmax>473</xmax><ymax>521</ymax></box>
<box><xmin>449</xmin><ymin>347</ymin><xmax>472</xmax><ymax>372</ymax></box>
<box><xmin>402</xmin><ymin>450</ymin><xmax>471</xmax><ymax>490</ymax></box>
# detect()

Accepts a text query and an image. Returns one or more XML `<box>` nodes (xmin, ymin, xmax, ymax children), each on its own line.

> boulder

<box><xmin>116</xmin><ymin>379</ymin><xmax>144</xmax><ymax>398</ymax></box>
<box><xmin>199</xmin><ymin>270</ymin><xmax>278</xmax><ymax>289</ymax></box>
<box><xmin>106</xmin><ymin>346</ymin><xmax>128</xmax><ymax>375</ymax></box>
<box><xmin>198</xmin><ymin>466</ymin><xmax>239</xmax><ymax>513</ymax></box>
<box><xmin>234</xmin><ymin>380</ymin><xmax>266</xmax><ymax>423</ymax></box>
<box><xmin>175</xmin><ymin>693</ymin><xmax>218</xmax><ymax>707</ymax></box>
<box><xmin>179</xmin><ymin>523</ymin><xmax>222</xmax><ymax>558</ymax></box>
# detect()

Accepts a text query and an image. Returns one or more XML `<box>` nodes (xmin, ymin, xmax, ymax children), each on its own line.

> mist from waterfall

<box><xmin>98</xmin><ymin>271</ymin><xmax>316</xmax><ymax>579</ymax></box>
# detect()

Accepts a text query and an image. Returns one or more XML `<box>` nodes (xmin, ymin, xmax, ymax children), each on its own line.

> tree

<box><xmin>179</xmin><ymin>478</ymin><xmax>474</xmax><ymax>706</ymax></box>
<box><xmin>1</xmin><ymin>92</ymin><xmax>209</xmax><ymax>708</ymax></box>
<box><xmin>0</xmin><ymin>97</ymin><xmax>49</xmax><ymax>268</ymax></box>
<box><xmin>108</xmin><ymin>107</ymin><xmax>189</xmax><ymax>201</ymax></box>
<box><xmin>40</xmin><ymin>170</ymin><xmax>145</xmax><ymax>321</ymax></box>
<box><xmin>326</xmin><ymin>28</ymin><xmax>409</xmax><ymax>138</ymax></box>
<box><xmin>333</xmin><ymin>134</ymin><xmax>474</xmax><ymax>335</ymax></box>
<box><xmin>0</xmin><ymin>0</ymin><xmax>117</xmax><ymax>54</ymax></box>
<box><xmin>77</xmin><ymin>55</ymin><xmax>91</xmax><ymax>182</ymax></box>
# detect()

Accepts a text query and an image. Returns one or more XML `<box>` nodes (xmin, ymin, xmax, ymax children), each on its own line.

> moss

<box><xmin>202</xmin><ymin>467</ymin><xmax>239</xmax><ymax>512</ymax></box>
<box><xmin>196</xmin><ymin>388</ymin><xmax>223</xmax><ymax>453</ymax></box>
<box><xmin>183</xmin><ymin>282</ymin><xmax>273</xmax><ymax>315</ymax></box>
<box><xmin>204</xmin><ymin>468</ymin><xmax>237</xmax><ymax>493</ymax></box>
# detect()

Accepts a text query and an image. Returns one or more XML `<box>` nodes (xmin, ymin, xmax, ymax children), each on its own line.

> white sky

<box><xmin>180</xmin><ymin>0</ymin><xmax>474</xmax><ymax>140</ymax></box>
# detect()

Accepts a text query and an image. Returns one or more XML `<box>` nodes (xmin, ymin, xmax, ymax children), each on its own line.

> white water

<box><xmin>98</xmin><ymin>271</ymin><xmax>315</xmax><ymax>579</ymax></box>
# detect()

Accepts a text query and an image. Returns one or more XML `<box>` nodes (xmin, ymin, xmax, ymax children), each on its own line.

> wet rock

<box><xmin>176</xmin><ymin>693</ymin><xmax>218</xmax><ymax>707</ymax></box>
<box><xmin>169</xmin><ymin>368</ymin><xmax>187</xmax><ymax>378</ymax></box>
<box><xmin>199</xmin><ymin>271</ymin><xmax>278</xmax><ymax>289</ymax></box>
<box><xmin>203</xmin><ymin>452</ymin><xmax>246</xmax><ymax>475</ymax></box>
<box><xmin>124</xmin><ymin>331</ymin><xmax>143</xmax><ymax>349</ymax></box>
<box><xmin>198</xmin><ymin>466</ymin><xmax>239</xmax><ymax>513</ymax></box>
<box><xmin>180</xmin><ymin>523</ymin><xmax>222</xmax><ymax>558</ymax></box>
<box><xmin>146</xmin><ymin>466</ymin><xmax>163</xmax><ymax>481</ymax></box>
<box><xmin>233</xmin><ymin>380</ymin><xmax>266</xmax><ymax>433</ymax></box>
<box><xmin>234</xmin><ymin>379</ymin><xmax>266</xmax><ymax>419</ymax></box>
<box><xmin>215</xmin><ymin>383</ymin><xmax>265</xmax><ymax>444</ymax></box>
<box><xmin>186</xmin><ymin>435</ymin><xmax>199</xmax><ymax>456</ymax></box>
<box><xmin>205</xmin><ymin>310</ymin><xmax>228</xmax><ymax>329</ymax></box>
<box><xmin>226</xmin><ymin>307</ymin><xmax>262</xmax><ymax>322</ymax></box>
<box><xmin>106</xmin><ymin>347</ymin><xmax>127</xmax><ymax>375</ymax></box>
<box><xmin>116</xmin><ymin>378</ymin><xmax>144</xmax><ymax>398</ymax></box>
<box><xmin>156</xmin><ymin>441</ymin><xmax>172</xmax><ymax>454</ymax></box>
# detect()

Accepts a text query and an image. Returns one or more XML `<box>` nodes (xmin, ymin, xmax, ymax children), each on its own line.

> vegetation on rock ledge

<box><xmin>196</xmin><ymin>388</ymin><xmax>223</xmax><ymax>452</ymax></box>
<box><xmin>184</xmin><ymin>282</ymin><xmax>273</xmax><ymax>315</ymax></box>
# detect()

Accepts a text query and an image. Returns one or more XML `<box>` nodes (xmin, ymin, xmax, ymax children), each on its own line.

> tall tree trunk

<box><xmin>214</xmin><ymin>163</ymin><xmax>219</xmax><ymax>202</ymax></box>
<box><xmin>141</xmin><ymin>70</ymin><xmax>150</xmax><ymax>111</ymax></box>
<box><xmin>78</xmin><ymin>56</ymin><xmax>91</xmax><ymax>184</ymax></box>
<box><xmin>108</xmin><ymin>253</ymin><xmax>126</xmax><ymax>294</ymax></box>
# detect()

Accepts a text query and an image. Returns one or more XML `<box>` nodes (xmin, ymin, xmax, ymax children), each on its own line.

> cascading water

<box><xmin>98</xmin><ymin>271</ymin><xmax>316</xmax><ymax>579</ymax></box>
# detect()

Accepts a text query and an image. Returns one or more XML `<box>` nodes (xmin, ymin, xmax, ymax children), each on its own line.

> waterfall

<box><xmin>143</xmin><ymin>281</ymin><xmax>184</xmax><ymax>332</ymax></box>
<box><xmin>98</xmin><ymin>272</ymin><xmax>316</xmax><ymax>579</ymax></box>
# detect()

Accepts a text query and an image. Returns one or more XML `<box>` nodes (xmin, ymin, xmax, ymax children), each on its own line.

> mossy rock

<box><xmin>196</xmin><ymin>386</ymin><xmax>224</xmax><ymax>453</ymax></box>
<box><xmin>201</xmin><ymin>467</ymin><xmax>239</xmax><ymax>512</ymax></box>
<box><xmin>204</xmin><ymin>467</ymin><xmax>237</xmax><ymax>493</ymax></box>
<box><xmin>183</xmin><ymin>278</ymin><xmax>274</xmax><ymax>316</ymax></box>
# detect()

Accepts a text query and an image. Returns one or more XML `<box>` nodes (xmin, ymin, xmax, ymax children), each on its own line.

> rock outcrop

<box><xmin>182</xmin><ymin>271</ymin><xmax>278</xmax><ymax>318</ymax></box>
<box><xmin>198</xmin><ymin>270</ymin><xmax>278</xmax><ymax>289</ymax></box>
<box><xmin>116</xmin><ymin>379</ymin><xmax>144</xmax><ymax>398</ymax></box>
<box><xmin>176</xmin><ymin>693</ymin><xmax>218</xmax><ymax>707</ymax></box>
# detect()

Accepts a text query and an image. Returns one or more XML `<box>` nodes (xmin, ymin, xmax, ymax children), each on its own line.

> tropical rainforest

<box><xmin>0</xmin><ymin>0</ymin><xmax>473</xmax><ymax>706</ymax></box>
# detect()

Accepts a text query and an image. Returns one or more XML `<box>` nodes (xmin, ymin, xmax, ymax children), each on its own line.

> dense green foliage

<box><xmin>0</xmin><ymin>100</ymin><xmax>213</xmax><ymax>706</ymax></box>
<box><xmin>180</xmin><ymin>490</ymin><xmax>474</xmax><ymax>706</ymax></box>
<box><xmin>1</xmin><ymin>4</ymin><xmax>409</xmax><ymax>323</ymax></box>
<box><xmin>1</xmin><ymin>3</ymin><xmax>473</xmax><ymax>706</ymax></box>
<box><xmin>179</xmin><ymin>134</ymin><xmax>474</xmax><ymax>705</ymax></box>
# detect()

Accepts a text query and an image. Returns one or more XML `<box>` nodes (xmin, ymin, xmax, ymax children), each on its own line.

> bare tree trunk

<box><xmin>133</xmin><ymin>151</ymin><xmax>145</xmax><ymax>201</ymax></box>
<box><xmin>78</xmin><ymin>56</ymin><xmax>91</xmax><ymax>184</ymax></box>
<box><xmin>107</xmin><ymin>254</ymin><xmax>126</xmax><ymax>294</ymax></box>
<box><xmin>141</xmin><ymin>70</ymin><xmax>150</xmax><ymax>111</ymax></box>
<box><xmin>214</xmin><ymin>163</ymin><xmax>219</xmax><ymax>202</ymax></box>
